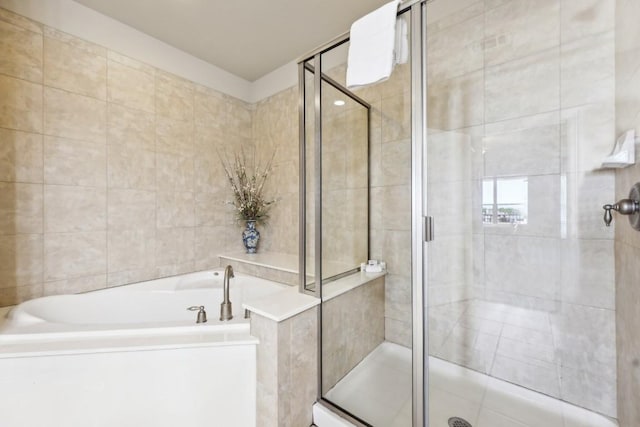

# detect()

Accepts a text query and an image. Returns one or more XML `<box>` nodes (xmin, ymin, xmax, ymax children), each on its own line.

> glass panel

<box><xmin>321</xmin><ymin>80</ymin><xmax>368</xmax><ymax>281</ymax></box>
<box><xmin>319</xmin><ymin>12</ymin><xmax>414</xmax><ymax>426</ymax></box>
<box><xmin>425</xmin><ymin>0</ymin><xmax>617</xmax><ymax>423</ymax></box>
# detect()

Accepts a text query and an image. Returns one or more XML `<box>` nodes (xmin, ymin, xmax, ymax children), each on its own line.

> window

<box><xmin>482</xmin><ymin>177</ymin><xmax>528</xmax><ymax>225</ymax></box>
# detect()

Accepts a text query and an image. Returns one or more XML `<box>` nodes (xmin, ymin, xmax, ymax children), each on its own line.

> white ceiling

<box><xmin>73</xmin><ymin>0</ymin><xmax>391</xmax><ymax>81</ymax></box>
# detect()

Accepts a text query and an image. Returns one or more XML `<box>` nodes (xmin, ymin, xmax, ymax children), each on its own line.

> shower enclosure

<box><xmin>300</xmin><ymin>0</ymin><xmax>619</xmax><ymax>425</ymax></box>
<box><xmin>299</xmin><ymin>2</ymin><xmax>426</xmax><ymax>425</ymax></box>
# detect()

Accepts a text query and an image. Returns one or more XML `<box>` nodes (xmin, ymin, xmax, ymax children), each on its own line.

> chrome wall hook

<box><xmin>603</xmin><ymin>182</ymin><xmax>640</xmax><ymax>231</ymax></box>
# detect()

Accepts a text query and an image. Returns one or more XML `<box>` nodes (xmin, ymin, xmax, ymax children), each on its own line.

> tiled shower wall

<box><xmin>425</xmin><ymin>0</ymin><xmax>617</xmax><ymax>417</ymax></box>
<box><xmin>0</xmin><ymin>7</ymin><xmax>253</xmax><ymax>306</ymax></box>
<box><xmin>615</xmin><ymin>0</ymin><xmax>640</xmax><ymax>425</ymax></box>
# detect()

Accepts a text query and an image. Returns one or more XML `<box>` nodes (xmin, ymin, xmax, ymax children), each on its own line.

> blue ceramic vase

<box><xmin>242</xmin><ymin>220</ymin><xmax>260</xmax><ymax>254</ymax></box>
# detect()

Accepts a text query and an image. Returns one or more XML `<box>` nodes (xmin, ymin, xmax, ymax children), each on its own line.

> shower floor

<box><xmin>324</xmin><ymin>342</ymin><xmax>618</xmax><ymax>427</ymax></box>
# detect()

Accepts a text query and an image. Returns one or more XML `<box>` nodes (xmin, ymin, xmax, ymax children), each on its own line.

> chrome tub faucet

<box><xmin>220</xmin><ymin>265</ymin><xmax>234</xmax><ymax>321</ymax></box>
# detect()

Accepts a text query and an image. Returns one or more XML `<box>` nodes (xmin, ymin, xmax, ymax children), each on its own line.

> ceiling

<box><xmin>73</xmin><ymin>0</ymin><xmax>391</xmax><ymax>81</ymax></box>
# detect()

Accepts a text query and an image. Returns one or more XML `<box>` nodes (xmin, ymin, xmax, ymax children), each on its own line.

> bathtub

<box><xmin>0</xmin><ymin>269</ymin><xmax>289</xmax><ymax>427</ymax></box>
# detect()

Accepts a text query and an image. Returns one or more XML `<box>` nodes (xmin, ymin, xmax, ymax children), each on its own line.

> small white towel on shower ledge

<box><xmin>346</xmin><ymin>0</ymin><xmax>401</xmax><ymax>89</ymax></box>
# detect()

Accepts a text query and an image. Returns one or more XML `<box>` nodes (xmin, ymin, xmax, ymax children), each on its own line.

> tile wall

<box><xmin>253</xmin><ymin>87</ymin><xmax>299</xmax><ymax>256</ymax></box>
<box><xmin>0</xmin><ymin>6</ymin><xmax>254</xmax><ymax>306</ymax></box>
<box><xmin>425</xmin><ymin>0</ymin><xmax>617</xmax><ymax>417</ymax></box>
<box><xmin>614</xmin><ymin>0</ymin><xmax>640</xmax><ymax>425</ymax></box>
<box><xmin>304</xmin><ymin>57</ymin><xmax>413</xmax><ymax>347</ymax></box>
<box><xmin>251</xmin><ymin>306</ymin><xmax>318</xmax><ymax>427</ymax></box>
<box><xmin>322</xmin><ymin>277</ymin><xmax>385</xmax><ymax>393</ymax></box>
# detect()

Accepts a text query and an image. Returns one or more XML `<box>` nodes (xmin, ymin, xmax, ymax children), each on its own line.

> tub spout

<box><xmin>220</xmin><ymin>265</ymin><xmax>234</xmax><ymax>321</ymax></box>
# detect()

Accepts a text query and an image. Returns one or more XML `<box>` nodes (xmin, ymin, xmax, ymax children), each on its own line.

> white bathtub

<box><xmin>0</xmin><ymin>269</ymin><xmax>289</xmax><ymax>427</ymax></box>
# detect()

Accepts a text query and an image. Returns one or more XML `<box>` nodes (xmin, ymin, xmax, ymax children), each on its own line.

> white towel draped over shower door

<box><xmin>346</xmin><ymin>0</ymin><xmax>402</xmax><ymax>89</ymax></box>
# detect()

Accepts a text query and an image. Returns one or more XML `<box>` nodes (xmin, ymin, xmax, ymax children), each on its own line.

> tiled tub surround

<box><xmin>614</xmin><ymin>0</ymin><xmax>640</xmax><ymax>426</ymax></box>
<box><xmin>250</xmin><ymin>307</ymin><xmax>318</xmax><ymax>427</ymax></box>
<box><xmin>425</xmin><ymin>0</ymin><xmax>617</xmax><ymax>418</ymax></box>
<box><xmin>0</xmin><ymin>6</ymin><xmax>257</xmax><ymax>307</ymax></box>
<box><xmin>245</xmin><ymin>271</ymin><xmax>385</xmax><ymax>427</ymax></box>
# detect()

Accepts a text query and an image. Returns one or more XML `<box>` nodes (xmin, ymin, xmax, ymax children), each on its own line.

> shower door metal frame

<box><xmin>297</xmin><ymin>0</ymin><xmax>430</xmax><ymax>425</ymax></box>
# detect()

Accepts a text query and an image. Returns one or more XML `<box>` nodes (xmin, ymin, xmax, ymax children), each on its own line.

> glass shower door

<box><xmin>424</xmin><ymin>0</ymin><xmax>617</xmax><ymax>425</ymax></box>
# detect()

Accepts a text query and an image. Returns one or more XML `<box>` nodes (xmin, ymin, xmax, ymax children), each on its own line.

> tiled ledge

<box><xmin>322</xmin><ymin>271</ymin><xmax>387</xmax><ymax>302</ymax></box>
<box><xmin>219</xmin><ymin>252</ymin><xmax>299</xmax><ymax>286</ymax></box>
<box><xmin>218</xmin><ymin>252</ymin><xmax>364</xmax><ymax>288</ymax></box>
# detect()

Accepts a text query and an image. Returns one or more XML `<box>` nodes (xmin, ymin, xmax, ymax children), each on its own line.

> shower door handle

<box><xmin>424</xmin><ymin>216</ymin><xmax>434</xmax><ymax>242</ymax></box>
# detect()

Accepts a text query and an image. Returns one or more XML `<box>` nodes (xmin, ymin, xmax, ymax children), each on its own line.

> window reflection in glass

<box><xmin>482</xmin><ymin>177</ymin><xmax>528</xmax><ymax>225</ymax></box>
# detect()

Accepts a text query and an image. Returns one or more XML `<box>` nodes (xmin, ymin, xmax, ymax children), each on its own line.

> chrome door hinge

<box><xmin>424</xmin><ymin>216</ymin><xmax>434</xmax><ymax>242</ymax></box>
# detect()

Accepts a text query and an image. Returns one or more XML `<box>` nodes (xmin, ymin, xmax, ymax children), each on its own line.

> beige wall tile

<box><xmin>565</xmin><ymin>171</ymin><xmax>614</xmax><ymax>240</ymax></box>
<box><xmin>43</xmin><ymin>274</ymin><xmax>106</xmax><ymax>296</ymax></box>
<box><xmin>561</xmin><ymin>104</ymin><xmax>615</xmax><ymax>174</ymax></box>
<box><xmin>156</xmin><ymin>71</ymin><xmax>194</xmax><ymax>121</ymax></box>
<box><xmin>44</xmin><ymin>87</ymin><xmax>106</xmax><ymax>143</ymax></box>
<box><xmin>0</xmin><ymin>283</ymin><xmax>42</xmax><ymax>306</ymax></box>
<box><xmin>385</xmin><ymin>317</ymin><xmax>412</xmax><ymax>348</ymax></box>
<box><xmin>107</xmin><ymin>267</ymin><xmax>157</xmax><ymax>288</ymax></box>
<box><xmin>44</xmin><ymin>33</ymin><xmax>107</xmax><ymax>100</ymax></box>
<box><xmin>44</xmin><ymin>136</ymin><xmax>106</xmax><ymax>187</ymax></box>
<box><xmin>0</xmin><ymin>182</ymin><xmax>43</xmax><ymax>235</ymax></box>
<box><xmin>561</xmin><ymin>31</ymin><xmax>615</xmax><ymax>109</ymax></box>
<box><xmin>156</xmin><ymin>191</ymin><xmax>195</xmax><ymax>228</ymax></box>
<box><xmin>195</xmin><ymin>89</ymin><xmax>226</xmax><ymax>128</ymax></box>
<box><xmin>44</xmin><ymin>231</ymin><xmax>106</xmax><ymax>281</ymax></box>
<box><xmin>322</xmin><ymin>278</ymin><xmax>384</xmax><ymax>392</ymax></box>
<box><xmin>194</xmin><ymin>225</ymin><xmax>226</xmax><ymax>270</ymax></box>
<box><xmin>195</xmin><ymin>192</ymin><xmax>227</xmax><ymax>226</ymax></box>
<box><xmin>485</xmin><ymin>48</ymin><xmax>560</xmax><ymax>123</ymax></box>
<box><xmin>484</xmin><ymin>0</ymin><xmax>559</xmax><ymax>66</ymax></box>
<box><xmin>0</xmin><ymin>233</ymin><xmax>43</xmax><ymax>287</ymax></box>
<box><xmin>107</xmin><ymin>59</ymin><xmax>155</xmax><ymax>113</ymax></box>
<box><xmin>108</xmin><ymin>228</ymin><xmax>155</xmax><ymax>273</ymax></box>
<box><xmin>385</xmin><ymin>274</ymin><xmax>412</xmax><ymax>323</ymax></box>
<box><xmin>108</xmin><ymin>188</ymin><xmax>156</xmax><ymax>230</ymax></box>
<box><xmin>0</xmin><ymin>74</ymin><xmax>42</xmax><ymax>133</ymax></box>
<box><xmin>0</xmin><ymin>18</ymin><xmax>43</xmax><ymax>82</ymax></box>
<box><xmin>194</xmin><ymin>153</ymin><xmax>227</xmax><ymax>194</ymax></box>
<box><xmin>383</xmin><ymin>230</ymin><xmax>411</xmax><ymax>275</ymax></box>
<box><xmin>44</xmin><ymin>185</ymin><xmax>106</xmax><ymax>233</ymax></box>
<box><xmin>426</xmin><ymin>0</ymin><xmax>484</xmax><ymax>34</ymax></box>
<box><xmin>107</xmin><ymin>50</ymin><xmax>155</xmax><ymax>74</ymax></box>
<box><xmin>0</xmin><ymin>7</ymin><xmax>42</xmax><ymax>34</ymax></box>
<box><xmin>156</xmin><ymin>152</ymin><xmax>194</xmax><ymax>191</ymax></box>
<box><xmin>483</xmin><ymin>111</ymin><xmax>561</xmax><ymax>176</ymax></box>
<box><xmin>156</xmin><ymin>227</ymin><xmax>195</xmax><ymax>268</ymax></box>
<box><xmin>107</xmin><ymin>145</ymin><xmax>156</xmax><ymax>190</ymax></box>
<box><xmin>427</xmin><ymin>14</ymin><xmax>483</xmax><ymax>81</ymax></box>
<box><xmin>0</xmin><ymin>128</ymin><xmax>43</xmax><ymax>183</ymax></box>
<box><xmin>382</xmin><ymin>185</ymin><xmax>411</xmax><ymax>231</ymax></box>
<box><xmin>227</xmin><ymin>98</ymin><xmax>252</xmax><ymax>139</ymax></box>
<box><xmin>381</xmin><ymin>139</ymin><xmax>411</xmax><ymax>186</ymax></box>
<box><xmin>561</xmin><ymin>0</ymin><xmax>615</xmax><ymax>42</ymax></box>
<box><xmin>156</xmin><ymin>117</ymin><xmax>194</xmax><ymax>155</ymax></box>
<box><xmin>427</xmin><ymin>126</ymin><xmax>484</xmax><ymax>183</ymax></box>
<box><xmin>427</xmin><ymin>70</ymin><xmax>484</xmax><ymax>131</ymax></box>
<box><xmin>194</xmin><ymin>123</ymin><xmax>224</xmax><ymax>155</ymax></box>
<box><xmin>107</xmin><ymin>103</ymin><xmax>155</xmax><ymax>150</ymax></box>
